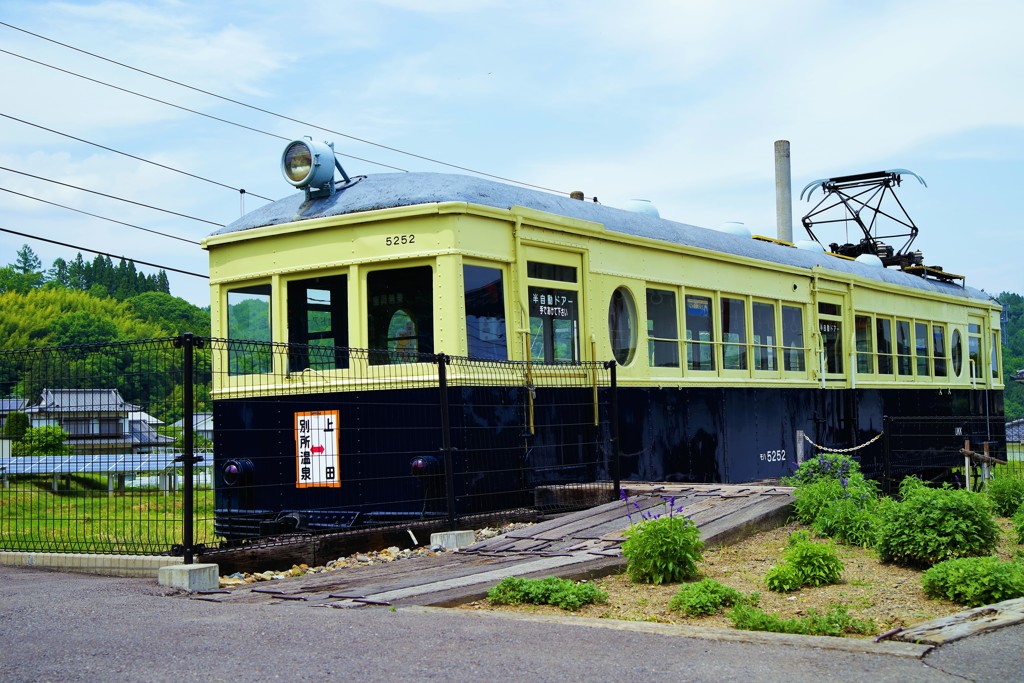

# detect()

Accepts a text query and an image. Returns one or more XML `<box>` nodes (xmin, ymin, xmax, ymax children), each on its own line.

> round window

<box><xmin>951</xmin><ymin>329</ymin><xmax>963</xmax><ymax>376</ymax></box>
<box><xmin>608</xmin><ymin>287</ymin><xmax>638</xmax><ymax>365</ymax></box>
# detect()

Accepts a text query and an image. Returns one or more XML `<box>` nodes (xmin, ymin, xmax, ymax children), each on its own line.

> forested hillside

<box><xmin>999</xmin><ymin>291</ymin><xmax>1024</xmax><ymax>420</ymax></box>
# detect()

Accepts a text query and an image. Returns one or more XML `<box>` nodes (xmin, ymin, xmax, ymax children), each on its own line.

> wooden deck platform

<box><xmin>190</xmin><ymin>484</ymin><xmax>794</xmax><ymax>608</ymax></box>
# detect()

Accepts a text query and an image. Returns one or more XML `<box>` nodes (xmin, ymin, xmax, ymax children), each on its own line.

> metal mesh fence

<box><xmin>205</xmin><ymin>340</ymin><xmax>617</xmax><ymax>548</ymax></box>
<box><xmin>0</xmin><ymin>338</ymin><xmax>211</xmax><ymax>555</ymax></box>
<box><xmin>882</xmin><ymin>415</ymin><xmax>1013</xmax><ymax>493</ymax></box>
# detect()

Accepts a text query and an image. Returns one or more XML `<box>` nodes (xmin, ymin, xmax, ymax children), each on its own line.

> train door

<box><xmin>522</xmin><ymin>246</ymin><xmax>585</xmax><ymax>363</ymax></box>
<box><xmin>816</xmin><ymin>289</ymin><xmax>849</xmax><ymax>386</ymax></box>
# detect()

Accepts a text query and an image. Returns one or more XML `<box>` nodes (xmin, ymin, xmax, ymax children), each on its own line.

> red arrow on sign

<box><xmin>311</xmin><ymin>445</ymin><xmax>325</xmax><ymax>454</ymax></box>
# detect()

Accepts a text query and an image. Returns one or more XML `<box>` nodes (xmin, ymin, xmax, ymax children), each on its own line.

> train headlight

<box><xmin>282</xmin><ymin>139</ymin><xmax>339</xmax><ymax>198</ymax></box>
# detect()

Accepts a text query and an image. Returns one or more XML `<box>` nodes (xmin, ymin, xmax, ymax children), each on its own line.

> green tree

<box><xmin>124</xmin><ymin>292</ymin><xmax>210</xmax><ymax>336</ymax></box>
<box><xmin>12</xmin><ymin>425</ymin><xmax>70</xmax><ymax>457</ymax></box>
<box><xmin>51</xmin><ymin>310</ymin><xmax>121</xmax><ymax>347</ymax></box>
<box><xmin>2</xmin><ymin>411</ymin><xmax>30</xmax><ymax>440</ymax></box>
<box><xmin>12</xmin><ymin>244</ymin><xmax>42</xmax><ymax>275</ymax></box>
<box><xmin>47</xmin><ymin>257</ymin><xmax>70</xmax><ymax>287</ymax></box>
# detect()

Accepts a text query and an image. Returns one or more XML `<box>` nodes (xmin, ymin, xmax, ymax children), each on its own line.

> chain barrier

<box><xmin>802</xmin><ymin>431</ymin><xmax>883</xmax><ymax>454</ymax></box>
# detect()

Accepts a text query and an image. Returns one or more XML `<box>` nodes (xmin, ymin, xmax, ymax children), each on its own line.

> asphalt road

<box><xmin>1</xmin><ymin>565</ymin><xmax>1021</xmax><ymax>682</ymax></box>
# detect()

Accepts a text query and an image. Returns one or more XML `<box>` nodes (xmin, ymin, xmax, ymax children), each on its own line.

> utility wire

<box><xmin>0</xmin><ymin>22</ymin><xmax>585</xmax><ymax>198</ymax></box>
<box><xmin>0</xmin><ymin>226</ymin><xmax>208</xmax><ymax>278</ymax></box>
<box><xmin>0</xmin><ymin>186</ymin><xmax>201</xmax><ymax>245</ymax></box>
<box><xmin>0</xmin><ymin>47</ymin><xmax>408</xmax><ymax>173</ymax></box>
<box><xmin>0</xmin><ymin>165</ymin><xmax>224</xmax><ymax>227</ymax></box>
<box><xmin>0</xmin><ymin>112</ymin><xmax>274</xmax><ymax>203</ymax></box>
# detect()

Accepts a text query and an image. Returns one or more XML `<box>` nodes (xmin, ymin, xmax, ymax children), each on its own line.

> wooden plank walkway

<box><xmin>191</xmin><ymin>484</ymin><xmax>793</xmax><ymax>608</ymax></box>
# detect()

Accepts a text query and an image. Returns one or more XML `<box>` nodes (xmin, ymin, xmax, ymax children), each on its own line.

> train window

<box><xmin>818</xmin><ymin>305</ymin><xmax>843</xmax><ymax>375</ymax></box>
<box><xmin>464</xmin><ymin>265</ymin><xmax>507</xmax><ymax>360</ymax></box>
<box><xmin>685</xmin><ymin>295</ymin><xmax>714</xmax><ymax>371</ymax></box>
<box><xmin>915</xmin><ymin>322</ymin><xmax>929</xmax><ymax>376</ymax></box>
<box><xmin>855</xmin><ymin>316</ymin><xmax>873</xmax><ymax>374</ymax></box>
<box><xmin>896</xmin><ymin>320</ymin><xmax>913</xmax><ymax>376</ymax></box>
<box><xmin>529</xmin><ymin>286</ymin><xmax>578</xmax><ymax>363</ymax></box>
<box><xmin>721</xmin><ymin>297</ymin><xmax>747</xmax><ymax>370</ymax></box>
<box><xmin>608</xmin><ymin>287</ymin><xmax>637</xmax><ymax>366</ymax></box>
<box><xmin>367</xmin><ymin>266</ymin><xmax>433</xmax><ymax>364</ymax></box>
<box><xmin>647</xmin><ymin>289</ymin><xmax>679</xmax><ymax>368</ymax></box>
<box><xmin>932</xmin><ymin>325</ymin><xmax>947</xmax><ymax>377</ymax></box>
<box><xmin>992</xmin><ymin>332</ymin><xmax>1000</xmax><ymax>379</ymax></box>
<box><xmin>968</xmin><ymin>325</ymin><xmax>982</xmax><ymax>379</ymax></box>
<box><xmin>951</xmin><ymin>329</ymin><xmax>963</xmax><ymax>376</ymax></box>
<box><xmin>818</xmin><ymin>302</ymin><xmax>841</xmax><ymax>316</ymax></box>
<box><xmin>527</xmin><ymin>261</ymin><xmax>576</xmax><ymax>283</ymax></box>
<box><xmin>226</xmin><ymin>284</ymin><xmax>272</xmax><ymax>375</ymax></box>
<box><xmin>782</xmin><ymin>305</ymin><xmax>805</xmax><ymax>372</ymax></box>
<box><xmin>287</xmin><ymin>275</ymin><xmax>348</xmax><ymax>372</ymax></box>
<box><xmin>752</xmin><ymin>302</ymin><xmax>776</xmax><ymax>371</ymax></box>
<box><xmin>876</xmin><ymin>318</ymin><xmax>893</xmax><ymax>375</ymax></box>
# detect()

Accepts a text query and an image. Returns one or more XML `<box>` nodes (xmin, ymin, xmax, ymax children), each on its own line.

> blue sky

<box><xmin>1</xmin><ymin>0</ymin><xmax>1022</xmax><ymax>306</ymax></box>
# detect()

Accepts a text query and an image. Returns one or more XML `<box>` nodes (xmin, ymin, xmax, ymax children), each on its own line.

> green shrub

<box><xmin>729</xmin><ymin>603</ymin><xmax>874</xmax><ymax>637</ymax></box>
<box><xmin>765</xmin><ymin>533</ymin><xmax>844</xmax><ymax>592</ymax></box>
<box><xmin>875</xmin><ymin>481</ymin><xmax>1000</xmax><ymax>567</ymax></box>
<box><xmin>785</xmin><ymin>536</ymin><xmax>844</xmax><ymax>586</ymax></box>
<box><xmin>486</xmin><ymin>576</ymin><xmax>608</xmax><ymax>611</ymax></box>
<box><xmin>1013</xmin><ymin>509</ymin><xmax>1024</xmax><ymax>545</ymax></box>
<box><xmin>921</xmin><ymin>557</ymin><xmax>1024</xmax><ymax>606</ymax></box>
<box><xmin>986</xmin><ymin>476</ymin><xmax>1024</xmax><ymax>517</ymax></box>
<box><xmin>812</xmin><ymin>495</ymin><xmax>879</xmax><ymax>547</ymax></box>
<box><xmin>621</xmin><ymin>515</ymin><xmax>704</xmax><ymax>584</ymax></box>
<box><xmin>786</xmin><ymin>453</ymin><xmax>862</xmax><ymax>486</ymax></box>
<box><xmin>668</xmin><ymin>579</ymin><xmax>746</xmax><ymax>616</ymax></box>
<box><xmin>765</xmin><ymin>562</ymin><xmax>803</xmax><ymax>592</ymax></box>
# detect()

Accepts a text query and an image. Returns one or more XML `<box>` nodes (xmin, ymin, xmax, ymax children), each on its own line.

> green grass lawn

<box><xmin>0</xmin><ymin>474</ymin><xmax>218</xmax><ymax>554</ymax></box>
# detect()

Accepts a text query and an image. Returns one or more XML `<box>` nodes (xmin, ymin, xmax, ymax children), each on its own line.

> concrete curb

<box><xmin>413</xmin><ymin>605</ymin><xmax>934</xmax><ymax>659</ymax></box>
<box><xmin>0</xmin><ymin>551</ymin><xmax>182</xmax><ymax>578</ymax></box>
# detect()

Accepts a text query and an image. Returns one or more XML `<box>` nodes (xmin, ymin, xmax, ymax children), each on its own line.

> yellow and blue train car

<box><xmin>203</xmin><ymin>155</ymin><xmax>1003</xmax><ymax>536</ymax></box>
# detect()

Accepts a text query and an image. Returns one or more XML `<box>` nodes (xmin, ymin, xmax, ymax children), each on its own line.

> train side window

<box><xmin>367</xmin><ymin>266</ymin><xmax>433</xmax><ymax>364</ymax></box>
<box><xmin>463</xmin><ymin>265</ymin><xmax>507</xmax><ymax>360</ymax></box>
<box><xmin>896</xmin><ymin>320</ymin><xmax>912</xmax><ymax>377</ymax></box>
<box><xmin>527</xmin><ymin>261</ymin><xmax>576</xmax><ymax>283</ymax></box>
<box><xmin>932</xmin><ymin>325</ymin><xmax>947</xmax><ymax>377</ymax></box>
<box><xmin>752</xmin><ymin>301</ymin><xmax>776</xmax><ymax>371</ymax></box>
<box><xmin>876</xmin><ymin>318</ymin><xmax>893</xmax><ymax>375</ymax></box>
<box><xmin>992</xmin><ymin>332</ymin><xmax>1000</xmax><ymax>379</ymax></box>
<box><xmin>782</xmin><ymin>305</ymin><xmax>805</xmax><ymax>372</ymax></box>
<box><xmin>685</xmin><ymin>295</ymin><xmax>714</xmax><ymax>371</ymax></box>
<box><xmin>951</xmin><ymin>329</ymin><xmax>963</xmax><ymax>376</ymax></box>
<box><xmin>914</xmin><ymin>322</ymin><xmax>929</xmax><ymax>376</ymax></box>
<box><xmin>818</xmin><ymin>303</ymin><xmax>843</xmax><ymax>375</ymax></box>
<box><xmin>608</xmin><ymin>287</ymin><xmax>638</xmax><ymax>366</ymax></box>
<box><xmin>226</xmin><ymin>284</ymin><xmax>272</xmax><ymax>375</ymax></box>
<box><xmin>968</xmin><ymin>322</ymin><xmax>982</xmax><ymax>379</ymax></box>
<box><xmin>646</xmin><ymin>288</ymin><xmax>679</xmax><ymax>368</ymax></box>
<box><xmin>855</xmin><ymin>315</ymin><xmax>873</xmax><ymax>374</ymax></box>
<box><xmin>287</xmin><ymin>275</ymin><xmax>348</xmax><ymax>372</ymax></box>
<box><xmin>529</xmin><ymin>287</ymin><xmax>578</xmax><ymax>363</ymax></box>
<box><xmin>721</xmin><ymin>297</ymin><xmax>747</xmax><ymax>370</ymax></box>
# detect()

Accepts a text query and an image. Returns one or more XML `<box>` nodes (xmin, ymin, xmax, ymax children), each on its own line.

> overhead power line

<box><xmin>0</xmin><ymin>47</ymin><xmax>409</xmax><ymax>173</ymax></box>
<box><xmin>0</xmin><ymin>186</ymin><xmax>200</xmax><ymax>245</ymax></box>
<box><xmin>0</xmin><ymin>226</ymin><xmax>208</xmax><ymax>278</ymax></box>
<box><xmin>0</xmin><ymin>112</ymin><xmax>274</xmax><ymax>203</ymax></box>
<box><xmin>0</xmin><ymin>22</ymin><xmax>586</xmax><ymax>198</ymax></box>
<box><xmin>0</xmin><ymin>165</ymin><xmax>224</xmax><ymax>227</ymax></box>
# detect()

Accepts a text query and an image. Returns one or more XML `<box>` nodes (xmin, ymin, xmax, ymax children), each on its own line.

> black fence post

<box><xmin>176</xmin><ymin>333</ymin><xmax>196</xmax><ymax>564</ymax></box>
<box><xmin>437</xmin><ymin>354</ymin><xmax>457</xmax><ymax>530</ymax></box>
<box><xmin>607</xmin><ymin>361</ymin><xmax>620</xmax><ymax>499</ymax></box>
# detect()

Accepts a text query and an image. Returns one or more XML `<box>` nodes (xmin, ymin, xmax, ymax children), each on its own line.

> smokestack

<box><xmin>774</xmin><ymin>140</ymin><xmax>793</xmax><ymax>243</ymax></box>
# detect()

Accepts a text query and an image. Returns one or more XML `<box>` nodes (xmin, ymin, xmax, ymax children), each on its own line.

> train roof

<box><xmin>212</xmin><ymin>172</ymin><xmax>993</xmax><ymax>304</ymax></box>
